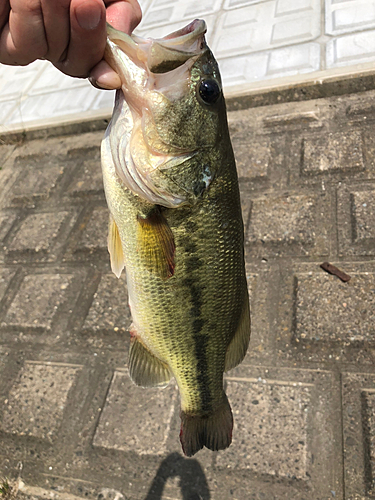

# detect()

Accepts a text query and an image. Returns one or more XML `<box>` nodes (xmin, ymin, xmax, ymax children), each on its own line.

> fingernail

<box><xmin>76</xmin><ymin>1</ymin><xmax>102</xmax><ymax>30</ymax></box>
<box><xmin>94</xmin><ymin>72</ymin><xmax>122</xmax><ymax>90</ymax></box>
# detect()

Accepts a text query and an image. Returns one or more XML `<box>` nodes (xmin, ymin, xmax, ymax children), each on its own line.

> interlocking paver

<box><xmin>93</xmin><ymin>370</ymin><xmax>177</xmax><ymax>455</ymax></box>
<box><xmin>83</xmin><ymin>274</ymin><xmax>131</xmax><ymax>332</ymax></box>
<box><xmin>73</xmin><ymin>206</ymin><xmax>108</xmax><ymax>255</ymax></box>
<box><xmin>325</xmin><ymin>0</ymin><xmax>375</xmax><ymax>36</ymax></box>
<box><xmin>7</xmin><ymin>211</ymin><xmax>70</xmax><ymax>254</ymax></box>
<box><xmin>326</xmin><ymin>30</ymin><xmax>375</xmax><ymax>68</ymax></box>
<box><xmin>0</xmin><ymin>268</ymin><xmax>15</xmax><ymax>303</ymax></box>
<box><xmin>0</xmin><ymin>361</ymin><xmax>82</xmax><ymax>440</ymax></box>
<box><xmin>2</xmin><ymin>274</ymin><xmax>73</xmax><ymax>329</ymax></box>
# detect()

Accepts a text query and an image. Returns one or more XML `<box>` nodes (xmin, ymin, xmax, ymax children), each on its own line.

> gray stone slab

<box><xmin>277</xmin><ymin>262</ymin><xmax>375</xmax><ymax>365</ymax></box>
<box><xmin>67</xmin><ymin>159</ymin><xmax>103</xmax><ymax>197</ymax></box>
<box><xmin>215</xmin><ymin>365</ymin><xmax>342</xmax><ymax>498</ymax></box>
<box><xmin>8</xmin><ymin>162</ymin><xmax>64</xmax><ymax>206</ymax></box>
<box><xmin>246</xmin><ymin>192</ymin><xmax>330</xmax><ymax>257</ymax></box>
<box><xmin>0</xmin><ymin>361</ymin><xmax>82</xmax><ymax>440</ymax></box>
<box><xmin>337</xmin><ymin>183</ymin><xmax>375</xmax><ymax>256</ymax></box>
<box><xmin>75</xmin><ymin>206</ymin><xmax>108</xmax><ymax>254</ymax></box>
<box><xmin>342</xmin><ymin>372</ymin><xmax>375</xmax><ymax>499</ymax></box>
<box><xmin>295</xmin><ymin>272</ymin><xmax>375</xmax><ymax>344</ymax></box>
<box><xmin>2</xmin><ymin>273</ymin><xmax>73</xmax><ymax>329</ymax></box>
<box><xmin>7</xmin><ymin>211</ymin><xmax>69</xmax><ymax>254</ymax></box>
<box><xmin>0</xmin><ymin>212</ymin><xmax>17</xmax><ymax>243</ymax></box>
<box><xmin>0</xmin><ymin>268</ymin><xmax>16</xmax><ymax>303</ymax></box>
<box><xmin>83</xmin><ymin>274</ymin><xmax>131</xmax><ymax>333</ymax></box>
<box><xmin>93</xmin><ymin>370</ymin><xmax>177</xmax><ymax>455</ymax></box>
<box><xmin>301</xmin><ymin>130</ymin><xmax>364</xmax><ymax>175</ymax></box>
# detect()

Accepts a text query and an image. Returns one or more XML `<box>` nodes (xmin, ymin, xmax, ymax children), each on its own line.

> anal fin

<box><xmin>129</xmin><ymin>336</ymin><xmax>172</xmax><ymax>388</ymax></box>
<box><xmin>224</xmin><ymin>293</ymin><xmax>251</xmax><ymax>372</ymax></box>
<box><xmin>137</xmin><ymin>208</ymin><xmax>175</xmax><ymax>279</ymax></box>
<box><xmin>108</xmin><ymin>214</ymin><xmax>125</xmax><ymax>278</ymax></box>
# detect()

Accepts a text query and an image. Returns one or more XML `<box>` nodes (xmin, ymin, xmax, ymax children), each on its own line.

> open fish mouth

<box><xmin>106</xmin><ymin>19</ymin><xmax>207</xmax><ymax>74</ymax></box>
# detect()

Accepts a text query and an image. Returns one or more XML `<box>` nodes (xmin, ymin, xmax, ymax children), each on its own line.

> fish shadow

<box><xmin>144</xmin><ymin>452</ymin><xmax>210</xmax><ymax>500</ymax></box>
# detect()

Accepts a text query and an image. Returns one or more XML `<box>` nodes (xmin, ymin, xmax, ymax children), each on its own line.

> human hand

<box><xmin>0</xmin><ymin>0</ymin><xmax>142</xmax><ymax>89</ymax></box>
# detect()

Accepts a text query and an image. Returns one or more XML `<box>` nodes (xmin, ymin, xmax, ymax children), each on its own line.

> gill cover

<box><xmin>101</xmin><ymin>19</ymin><xmax>222</xmax><ymax>208</ymax></box>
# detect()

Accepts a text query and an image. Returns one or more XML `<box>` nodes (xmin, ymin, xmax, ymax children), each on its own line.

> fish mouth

<box><xmin>106</xmin><ymin>19</ymin><xmax>207</xmax><ymax>74</ymax></box>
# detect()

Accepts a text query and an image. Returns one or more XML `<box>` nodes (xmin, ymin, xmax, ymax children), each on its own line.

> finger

<box><xmin>90</xmin><ymin>59</ymin><xmax>121</xmax><ymax>89</ymax></box>
<box><xmin>105</xmin><ymin>0</ymin><xmax>142</xmax><ymax>33</ymax></box>
<box><xmin>55</xmin><ymin>0</ymin><xmax>106</xmax><ymax>78</ymax></box>
<box><xmin>0</xmin><ymin>0</ymin><xmax>47</xmax><ymax>65</ymax></box>
<box><xmin>40</xmin><ymin>0</ymin><xmax>71</xmax><ymax>63</ymax></box>
<box><xmin>0</xmin><ymin>1</ymin><xmax>10</xmax><ymax>32</ymax></box>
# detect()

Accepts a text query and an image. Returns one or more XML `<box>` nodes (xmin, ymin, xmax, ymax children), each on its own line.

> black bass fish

<box><xmin>101</xmin><ymin>19</ymin><xmax>250</xmax><ymax>457</ymax></box>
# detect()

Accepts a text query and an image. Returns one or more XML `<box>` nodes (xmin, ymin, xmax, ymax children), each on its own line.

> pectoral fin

<box><xmin>129</xmin><ymin>336</ymin><xmax>172</xmax><ymax>388</ymax></box>
<box><xmin>108</xmin><ymin>215</ymin><xmax>125</xmax><ymax>278</ymax></box>
<box><xmin>137</xmin><ymin>209</ymin><xmax>175</xmax><ymax>279</ymax></box>
<box><xmin>224</xmin><ymin>294</ymin><xmax>251</xmax><ymax>372</ymax></box>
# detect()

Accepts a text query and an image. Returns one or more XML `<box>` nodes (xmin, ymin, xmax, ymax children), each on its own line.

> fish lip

<box><xmin>106</xmin><ymin>19</ymin><xmax>207</xmax><ymax>71</ymax></box>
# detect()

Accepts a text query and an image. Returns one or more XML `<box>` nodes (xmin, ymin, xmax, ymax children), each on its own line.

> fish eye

<box><xmin>198</xmin><ymin>79</ymin><xmax>221</xmax><ymax>105</ymax></box>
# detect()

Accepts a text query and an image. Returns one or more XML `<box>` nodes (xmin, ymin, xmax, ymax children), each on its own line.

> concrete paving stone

<box><xmin>0</xmin><ymin>268</ymin><xmax>16</xmax><ymax>303</ymax></box>
<box><xmin>266</xmin><ymin>42</ymin><xmax>320</xmax><ymax>77</ymax></box>
<box><xmin>342</xmin><ymin>372</ymin><xmax>375</xmax><ymax>498</ymax></box>
<box><xmin>67</xmin><ymin>159</ymin><xmax>104</xmax><ymax>197</ymax></box>
<box><xmin>326</xmin><ymin>0</ymin><xmax>375</xmax><ymax>36</ymax></box>
<box><xmin>337</xmin><ymin>183</ymin><xmax>375</xmax><ymax>256</ymax></box>
<box><xmin>246</xmin><ymin>192</ymin><xmax>329</xmax><ymax>257</ymax></box>
<box><xmin>211</xmin><ymin>0</ymin><xmax>320</xmax><ymax>59</ymax></box>
<box><xmin>0</xmin><ymin>361</ymin><xmax>82</xmax><ymax>440</ymax></box>
<box><xmin>74</xmin><ymin>206</ymin><xmax>108</xmax><ymax>254</ymax></box>
<box><xmin>0</xmin><ymin>212</ymin><xmax>17</xmax><ymax>243</ymax></box>
<box><xmin>0</xmin><ymin>99</ymin><xmax>19</xmax><ymax>125</ymax></box>
<box><xmin>2</xmin><ymin>273</ymin><xmax>73</xmax><ymax>330</ymax></box>
<box><xmin>295</xmin><ymin>272</ymin><xmax>375</xmax><ymax>344</ymax></box>
<box><xmin>232</xmin><ymin>134</ymin><xmax>270</xmax><ymax>180</ymax></box>
<box><xmin>93</xmin><ymin>370</ymin><xmax>177</xmax><ymax>455</ymax></box>
<box><xmin>7</xmin><ymin>211</ymin><xmax>70</xmax><ymax>254</ymax></box>
<box><xmin>83</xmin><ymin>274</ymin><xmax>131</xmax><ymax>332</ymax></box>
<box><xmin>8</xmin><ymin>163</ymin><xmax>64</xmax><ymax>206</ymax></box>
<box><xmin>351</xmin><ymin>190</ymin><xmax>375</xmax><ymax>242</ymax></box>
<box><xmin>326</xmin><ymin>29</ymin><xmax>375</xmax><ymax>68</ymax></box>
<box><xmin>218</xmin><ymin>380</ymin><xmax>310</xmax><ymax>478</ymax></box>
<box><xmin>216</xmin><ymin>365</ymin><xmax>342</xmax><ymax>497</ymax></box>
<box><xmin>301</xmin><ymin>129</ymin><xmax>364</xmax><ymax>174</ymax></box>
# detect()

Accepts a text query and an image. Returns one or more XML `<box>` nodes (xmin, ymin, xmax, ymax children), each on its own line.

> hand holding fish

<box><xmin>0</xmin><ymin>0</ymin><xmax>141</xmax><ymax>87</ymax></box>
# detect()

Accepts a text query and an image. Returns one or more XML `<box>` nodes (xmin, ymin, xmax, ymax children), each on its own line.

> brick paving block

<box><xmin>0</xmin><ymin>361</ymin><xmax>82</xmax><ymax>440</ymax></box>
<box><xmin>83</xmin><ymin>274</ymin><xmax>131</xmax><ymax>332</ymax></box>
<box><xmin>74</xmin><ymin>207</ymin><xmax>108</xmax><ymax>255</ymax></box>
<box><xmin>337</xmin><ymin>184</ymin><xmax>375</xmax><ymax>256</ymax></box>
<box><xmin>247</xmin><ymin>192</ymin><xmax>329</xmax><ymax>256</ymax></box>
<box><xmin>342</xmin><ymin>372</ymin><xmax>375</xmax><ymax>498</ymax></box>
<box><xmin>301</xmin><ymin>130</ymin><xmax>364</xmax><ymax>175</ymax></box>
<box><xmin>295</xmin><ymin>272</ymin><xmax>375</xmax><ymax>344</ymax></box>
<box><xmin>7</xmin><ymin>211</ymin><xmax>70</xmax><ymax>255</ymax></box>
<box><xmin>215</xmin><ymin>366</ymin><xmax>342</xmax><ymax>498</ymax></box>
<box><xmin>2</xmin><ymin>273</ymin><xmax>73</xmax><ymax>330</ymax></box>
<box><xmin>0</xmin><ymin>212</ymin><xmax>17</xmax><ymax>242</ymax></box>
<box><xmin>326</xmin><ymin>0</ymin><xmax>375</xmax><ymax>36</ymax></box>
<box><xmin>326</xmin><ymin>30</ymin><xmax>375</xmax><ymax>68</ymax></box>
<box><xmin>0</xmin><ymin>268</ymin><xmax>16</xmax><ymax>303</ymax></box>
<box><xmin>67</xmin><ymin>159</ymin><xmax>104</xmax><ymax>197</ymax></box>
<box><xmin>93</xmin><ymin>370</ymin><xmax>177</xmax><ymax>455</ymax></box>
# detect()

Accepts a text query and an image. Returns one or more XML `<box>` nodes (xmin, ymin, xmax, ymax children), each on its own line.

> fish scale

<box><xmin>101</xmin><ymin>19</ymin><xmax>250</xmax><ymax>456</ymax></box>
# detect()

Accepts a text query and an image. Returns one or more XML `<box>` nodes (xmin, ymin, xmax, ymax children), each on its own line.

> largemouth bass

<box><xmin>101</xmin><ymin>19</ymin><xmax>250</xmax><ymax>457</ymax></box>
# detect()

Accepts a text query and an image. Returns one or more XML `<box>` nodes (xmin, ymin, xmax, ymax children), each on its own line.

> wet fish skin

<box><xmin>101</xmin><ymin>19</ymin><xmax>250</xmax><ymax>457</ymax></box>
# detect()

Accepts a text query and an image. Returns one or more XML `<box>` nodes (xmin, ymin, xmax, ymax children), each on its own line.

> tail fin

<box><xmin>179</xmin><ymin>394</ymin><xmax>233</xmax><ymax>457</ymax></box>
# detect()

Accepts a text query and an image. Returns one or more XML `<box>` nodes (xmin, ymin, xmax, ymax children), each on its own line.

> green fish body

<box><xmin>101</xmin><ymin>19</ymin><xmax>250</xmax><ymax>456</ymax></box>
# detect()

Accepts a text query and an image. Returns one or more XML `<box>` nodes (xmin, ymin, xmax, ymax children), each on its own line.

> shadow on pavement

<box><xmin>144</xmin><ymin>452</ymin><xmax>210</xmax><ymax>500</ymax></box>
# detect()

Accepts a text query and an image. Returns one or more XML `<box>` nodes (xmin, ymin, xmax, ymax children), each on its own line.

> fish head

<box><xmin>104</xmin><ymin>20</ymin><xmax>228</xmax><ymax>207</ymax></box>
